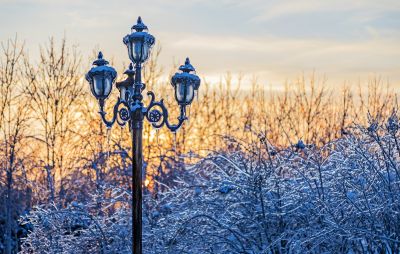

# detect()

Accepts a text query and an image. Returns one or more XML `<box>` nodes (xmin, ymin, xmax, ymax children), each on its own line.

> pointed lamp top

<box><xmin>179</xmin><ymin>57</ymin><xmax>195</xmax><ymax>73</ymax></box>
<box><xmin>123</xmin><ymin>62</ymin><xmax>135</xmax><ymax>76</ymax></box>
<box><xmin>92</xmin><ymin>51</ymin><xmax>109</xmax><ymax>66</ymax></box>
<box><xmin>131</xmin><ymin>16</ymin><xmax>148</xmax><ymax>32</ymax></box>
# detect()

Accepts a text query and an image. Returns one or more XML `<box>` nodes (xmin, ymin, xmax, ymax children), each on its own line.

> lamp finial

<box><xmin>93</xmin><ymin>51</ymin><xmax>108</xmax><ymax>66</ymax></box>
<box><xmin>132</xmin><ymin>16</ymin><xmax>148</xmax><ymax>31</ymax></box>
<box><xmin>179</xmin><ymin>57</ymin><xmax>195</xmax><ymax>73</ymax></box>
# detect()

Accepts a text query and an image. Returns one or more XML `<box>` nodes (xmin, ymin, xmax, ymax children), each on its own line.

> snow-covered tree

<box><xmin>20</xmin><ymin>113</ymin><xmax>400</xmax><ymax>253</ymax></box>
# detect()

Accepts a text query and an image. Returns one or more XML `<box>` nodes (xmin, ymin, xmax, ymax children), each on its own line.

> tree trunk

<box><xmin>5</xmin><ymin>154</ymin><xmax>14</xmax><ymax>254</ymax></box>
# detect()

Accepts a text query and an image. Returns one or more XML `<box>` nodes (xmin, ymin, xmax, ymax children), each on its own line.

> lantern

<box><xmin>123</xmin><ymin>16</ymin><xmax>155</xmax><ymax>64</ymax></box>
<box><xmin>116</xmin><ymin>63</ymin><xmax>135</xmax><ymax>102</ymax></box>
<box><xmin>85</xmin><ymin>52</ymin><xmax>117</xmax><ymax>101</ymax></box>
<box><xmin>171</xmin><ymin>57</ymin><xmax>201</xmax><ymax>106</ymax></box>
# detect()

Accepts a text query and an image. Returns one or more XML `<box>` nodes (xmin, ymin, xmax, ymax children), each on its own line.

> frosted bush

<box><xmin>20</xmin><ymin>118</ymin><xmax>400</xmax><ymax>253</ymax></box>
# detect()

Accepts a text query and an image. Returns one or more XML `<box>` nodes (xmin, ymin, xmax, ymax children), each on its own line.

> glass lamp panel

<box><xmin>93</xmin><ymin>75</ymin><xmax>104</xmax><ymax>97</ymax></box>
<box><xmin>127</xmin><ymin>43</ymin><xmax>134</xmax><ymax>63</ymax></box>
<box><xmin>133</xmin><ymin>40</ymin><xmax>143</xmax><ymax>62</ymax></box>
<box><xmin>141</xmin><ymin>43</ymin><xmax>150</xmax><ymax>62</ymax></box>
<box><xmin>119</xmin><ymin>86</ymin><xmax>126</xmax><ymax>102</ymax></box>
<box><xmin>185</xmin><ymin>83</ymin><xmax>194</xmax><ymax>104</ymax></box>
<box><xmin>176</xmin><ymin>82</ymin><xmax>186</xmax><ymax>103</ymax></box>
<box><xmin>103</xmin><ymin>77</ymin><xmax>112</xmax><ymax>97</ymax></box>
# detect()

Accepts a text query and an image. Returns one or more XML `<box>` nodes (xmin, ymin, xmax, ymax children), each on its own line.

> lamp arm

<box><xmin>99</xmin><ymin>98</ymin><xmax>129</xmax><ymax>128</ymax></box>
<box><xmin>145</xmin><ymin>91</ymin><xmax>187</xmax><ymax>132</ymax></box>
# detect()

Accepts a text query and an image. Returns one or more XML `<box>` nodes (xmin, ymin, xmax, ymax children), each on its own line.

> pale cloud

<box><xmin>251</xmin><ymin>0</ymin><xmax>400</xmax><ymax>22</ymax></box>
<box><xmin>158</xmin><ymin>32</ymin><xmax>400</xmax><ymax>85</ymax></box>
<box><xmin>167</xmin><ymin>33</ymin><xmax>399</xmax><ymax>62</ymax></box>
<box><xmin>0</xmin><ymin>0</ymin><xmax>399</xmax><ymax>87</ymax></box>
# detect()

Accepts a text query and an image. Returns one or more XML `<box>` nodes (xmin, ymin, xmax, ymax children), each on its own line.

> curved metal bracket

<box><xmin>145</xmin><ymin>91</ymin><xmax>187</xmax><ymax>132</ymax></box>
<box><xmin>99</xmin><ymin>98</ymin><xmax>130</xmax><ymax>128</ymax></box>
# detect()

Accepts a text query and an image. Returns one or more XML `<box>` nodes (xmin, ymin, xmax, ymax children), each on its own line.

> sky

<box><xmin>0</xmin><ymin>0</ymin><xmax>399</xmax><ymax>88</ymax></box>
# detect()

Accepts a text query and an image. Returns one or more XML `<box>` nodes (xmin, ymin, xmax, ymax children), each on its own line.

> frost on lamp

<box><xmin>171</xmin><ymin>57</ymin><xmax>201</xmax><ymax>106</ymax></box>
<box><xmin>123</xmin><ymin>16</ymin><xmax>155</xmax><ymax>65</ymax></box>
<box><xmin>85</xmin><ymin>51</ymin><xmax>117</xmax><ymax>104</ymax></box>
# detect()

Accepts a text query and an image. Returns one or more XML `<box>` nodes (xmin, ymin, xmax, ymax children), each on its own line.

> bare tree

<box><xmin>0</xmin><ymin>36</ymin><xmax>30</xmax><ymax>254</ymax></box>
<box><xmin>23</xmin><ymin>37</ymin><xmax>83</xmax><ymax>203</ymax></box>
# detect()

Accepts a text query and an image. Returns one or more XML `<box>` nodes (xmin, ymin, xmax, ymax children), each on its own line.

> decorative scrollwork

<box><xmin>148</xmin><ymin>109</ymin><xmax>162</xmax><ymax>123</ymax></box>
<box><xmin>119</xmin><ymin>108</ymin><xmax>130</xmax><ymax>121</ymax></box>
<box><xmin>99</xmin><ymin>98</ymin><xmax>130</xmax><ymax>128</ymax></box>
<box><xmin>145</xmin><ymin>91</ymin><xmax>187</xmax><ymax>132</ymax></box>
<box><xmin>99</xmin><ymin>91</ymin><xmax>187</xmax><ymax>132</ymax></box>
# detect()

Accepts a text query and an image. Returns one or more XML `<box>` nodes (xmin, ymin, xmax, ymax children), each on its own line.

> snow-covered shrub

<box><xmin>20</xmin><ymin>116</ymin><xmax>400</xmax><ymax>253</ymax></box>
<box><xmin>20</xmin><ymin>187</ymin><xmax>132</xmax><ymax>254</ymax></box>
<box><xmin>146</xmin><ymin>117</ymin><xmax>400</xmax><ymax>253</ymax></box>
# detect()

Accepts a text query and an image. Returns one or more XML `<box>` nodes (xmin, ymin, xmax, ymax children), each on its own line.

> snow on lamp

<box><xmin>171</xmin><ymin>57</ymin><xmax>201</xmax><ymax>106</ymax></box>
<box><xmin>123</xmin><ymin>16</ymin><xmax>155</xmax><ymax>65</ymax></box>
<box><xmin>85</xmin><ymin>51</ymin><xmax>117</xmax><ymax>103</ymax></box>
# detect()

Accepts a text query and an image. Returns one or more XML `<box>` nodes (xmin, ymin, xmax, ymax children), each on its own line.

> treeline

<box><xmin>0</xmin><ymin>37</ymin><xmax>398</xmax><ymax>253</ymax></box>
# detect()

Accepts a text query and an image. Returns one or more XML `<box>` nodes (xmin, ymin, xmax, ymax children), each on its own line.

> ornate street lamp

<box><xmin>86</xmin><ymin>52</ymin><xmax>117</xmax><ymax>108</ymax></box>
<box><xmin>85</xmin><ymin>17</ymin><xmax>200</xmax><ymax>254</ymax></box>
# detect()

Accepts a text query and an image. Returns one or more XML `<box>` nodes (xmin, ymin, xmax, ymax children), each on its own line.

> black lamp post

<box><xmin>85</xmin><ymin>17</ymin><xmax>200</xmax><ymax>254</ymax></box>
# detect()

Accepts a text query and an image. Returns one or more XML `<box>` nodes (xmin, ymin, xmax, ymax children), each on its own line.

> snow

<box><xmin>19</xmin><ymin>119</ymin><xmax>400</xmax><ymax>253</ymax></box>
